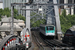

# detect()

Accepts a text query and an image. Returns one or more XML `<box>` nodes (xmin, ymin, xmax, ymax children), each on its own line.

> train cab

<box><xmin>62</xmin><ymin>26</ymin><xmax>75</xmax><ymax>45</ymax></box>
<box><xmin>39</xmin><ymin>25</ymin><xmax>55</xmax><ymax>36</ymax></box>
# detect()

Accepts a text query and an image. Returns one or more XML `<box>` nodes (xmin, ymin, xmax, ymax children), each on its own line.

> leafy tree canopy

<box><xmin>60</xmin><ymin>9</ymin><xmax>75</xmax><ymax>32</ymax></box>
<box><xmin>0</xmin><ymin>8</ymin><xmax>25</xmax><ymax>21</ymax></box>
<box><xmin>1</xmin><ymin>8</ymin><xmax>75</xmax><ymax>32</ymax></box>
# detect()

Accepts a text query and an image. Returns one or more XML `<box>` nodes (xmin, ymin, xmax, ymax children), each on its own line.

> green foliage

<box><xmin>13</xmin><ymin>9</ymin><xmax>25</xmax><ymax>21</ymax></box>
<box><xmin>1</xmin><ymin>8</ymin><xmax>75</xmax><ymax>32</ymax></box>
<box><xmin>30</xmin><ymin>12</ymin><xmax>36</xmax><ymax>16</ymax></box>
<box><xmin>31</xmin><ymin>19</ymin><xmax>46</xmax><ymax>27</ymax></box>
<box><xmin>0</xmin><ymin>16</ymin><xmax>1</xmax><ymax>21</ymax></box>
<box><xmin>15</xmin><ymin>14</ymin><xmax>25</xmax><ymax>21</ymax></box>
<box><xmin>0</xmin><ymin>8</ymin><xmax>11</xmax><ymax>20</ymax></box>
<box><xmin>0</xmin><ymin>9</ymin><xmax>3</xmax><ymax>15</ymax></box>
<box><xmin>62</xmin><ymin>9</ymin><xmax>66</xmax><ymax>17</ymax></box>
<box><xmin>0</xmin><ymin>9</ymin><xmax>3</xmax><ymax>21</ymax></box>
<box><xmin>0</xmin><ymin>8</ymin><xmax>25</xmax><ymax>21</ymax></box>
<box><xmin>30</xmin><ymin>12</ymin><xmax>46</xmax><ymax>27</ymax></box>
<box><xmin>13</xmin><ymin>9</ymin><xmax>18</xmax><ymax>18</ymax></box>
<box><xmin>60</xmin><ymin>9</ymin><xmax>75</xmax><ymax>32</ymax></box>
<box><xmin>3</xmin><ymin>8</ymin><xmax>11</xmax><ymax>17</ymax></box>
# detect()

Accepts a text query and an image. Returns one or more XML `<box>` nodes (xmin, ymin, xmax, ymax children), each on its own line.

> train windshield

<box><xmin>47</xmin><ymin>26</ymin><xmax>54</xmax><ymax>30</ymax></box>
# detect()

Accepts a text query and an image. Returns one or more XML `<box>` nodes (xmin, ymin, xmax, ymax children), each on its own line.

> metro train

<box><xmin>39</xmin><ymin>25</ymin><xmax>56</xmax><ymax>36</ymax></box>
<box><xmin>62</xmin><ymin>26</ymin><xmax>75</xmax><ymax>45</ymax></box>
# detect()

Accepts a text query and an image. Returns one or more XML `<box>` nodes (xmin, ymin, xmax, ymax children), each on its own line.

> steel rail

<box><xmin>45</xmin><ymin>39</ymin><xmax>62</xmax><ymax>47</ymax></box>
<box><xmin>40</xmin><ymin>34</ymin><xmax>74</xmax><ymax>50</ymax></box>
<box><xmin>32</xmin><ymin>31</ymin><xmax>46</xmax><ymax>50</ymax></box>
<box><xmin>38</xmin><ymin>33</ymin><xmax>54</xmax><ymax>50</ymax></box>
<box><xmin>40</xmin><ymin>35</ymin><xmax>55</xmax><ymax>50</ymax></box>
<box><xmin>47</xmin><ymin>39</ymin><xmax>70</xmax><ymax>47</ymax></box>
<box><xmin>41</xmin><ymin>37</ymin><xmax>67</xmax><ymax>50</ymax></box>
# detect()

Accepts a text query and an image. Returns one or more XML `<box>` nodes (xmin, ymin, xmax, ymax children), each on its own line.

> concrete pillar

<box><xmin>71</xmin><ymin>7</ymin><xmax>74</xmax><ymax>15</ymax></box>
<box><xmin>65</xmin><ymin>8</ymin><xmax>70</xmax><ymax>15</ymax></box>
<box><xmin>53</xmin><ymin>0</ymin><xmax>62</xmax><ymax>40</ymax></box>
<box><xmin>64</xmin><ymin>0</ymin><xmax>68</xmax><ymax>8</ymax></box>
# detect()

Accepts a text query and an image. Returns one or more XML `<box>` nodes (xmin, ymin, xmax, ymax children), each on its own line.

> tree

<box><xmin>0</xmin><ymin>8</ymin><xmax>25</xmax><ymax>21</ymax></box>
<box><xmin>60</xmin><ymin>9</ymin><xmax>75</xmax><ymax>32</ymax></box>
<box><xmin>3</xmin><ymin>8</ymin><xmax>11</xmax><ymax>17</ymax></box>
<box><xmin>15</xmin><ymin>14</ymin><xmax>25</xmax><ymax>21</ymax></box>
<box><xmin>31</xmin><ymin>19</ymin><xmax>46</xmax><ymax>27</ymax></box>
<box><xmin>0</xmin><ymin>9</ymin><xmax>3</xmax><ymax>20</ymax></box>
<box><xmin>62</xmin><ymin>9</ymin><xmax>66</xmax><ymax>17</ymax></box>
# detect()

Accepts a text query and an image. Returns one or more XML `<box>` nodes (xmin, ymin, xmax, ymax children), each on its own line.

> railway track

<box><xmin>46</xmin><ymin>39</ymin><xmax>70</xmax><ymax>47</ymax></box>
<box><xmin>31</xmin><ymin>30</ymin><xmax>75</xmax><ymax>50</ymax></box>
<box><xmin>40</xmin><ymin>33</ymin><xmax>75</xmax><ymax>50</ymax></box>
<box><xmin>32</xmin><ymin>31</ymin><xmax>53</xmax><ymax>50</ymax></box>
<box><xmin>32</xmin><ymin>31</ymin><xmax>46</xmax><ymax>50</ymax></box>
<box><xmin>0</xmin><ymin>30</ymin><xmax>74</xmax><ymax>50</ymax></box>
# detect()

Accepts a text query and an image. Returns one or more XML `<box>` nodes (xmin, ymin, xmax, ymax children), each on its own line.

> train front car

<box><xmin>45</xmin><ymin>25</ymin><xmax>55</xmax><ymax>36</ymax></box>
<box><xmin>40</xmin><ymin>25</ymin><xmax>55</xmax><ymax>37</ymax></box>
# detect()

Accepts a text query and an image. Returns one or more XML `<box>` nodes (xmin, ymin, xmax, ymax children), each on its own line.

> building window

<box><xmin>60</xmin><ymin>0</ymin><xmax>64</xmax><ymax>4</ymax></box>
<box><xmin>68</xmin><ymin>0</ymin><xmax>72</xmax><ymax>7</ymax></box>
<box><xmin>68</xmin><ymin>0</ymin><xmax>72</xmax><ymax>3</ymax></box>
<box><xmin>60</xmin><ymin>0</ymin><xmax>64</xmax><ymax>9</ymax></box>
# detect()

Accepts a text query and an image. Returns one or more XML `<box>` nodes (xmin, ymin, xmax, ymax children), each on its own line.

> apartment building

<box><xmin>0</xmin><ymin>0</ymin><xmax>3</xmax><ymax>9</ymax></box>
<box><xmin>3</xmin><ymin>0</ymin><xmax>26</xmax><ymax>16</ymax></box>
<box><xmin>58</xmin><ymin>0</ymin><xmax>75</xmax><ymax>15</ymax></box>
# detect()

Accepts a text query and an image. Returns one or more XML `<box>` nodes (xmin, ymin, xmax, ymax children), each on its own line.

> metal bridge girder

<box><xmin>53</xmin><ymin>0</ymin><xmax>62</xmax><ymax>40</ymax></box>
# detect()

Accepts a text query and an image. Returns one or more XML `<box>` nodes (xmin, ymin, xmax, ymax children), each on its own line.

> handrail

<box><xmin>0</xmin><ymin>35</ymin><xmax>17</xmax><ymax>50</ymax></box>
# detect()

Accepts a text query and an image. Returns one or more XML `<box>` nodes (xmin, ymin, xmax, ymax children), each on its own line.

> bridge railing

<box><xmin>0</xmin><ymin>35</ymin><xmax>22</xmax><ymax>50</ymax></box>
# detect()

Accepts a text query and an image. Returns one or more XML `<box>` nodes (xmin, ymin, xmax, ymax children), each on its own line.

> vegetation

<box><xmin>60</xmin><ymin>9</ymin><xmax>75</xmax><ymax>32</ymax></box>
<box><xmin>0</xmin><ymin>8</ymin><xmax>75</xmax><ymax>32</ymax></box>
<box><xmin>31</xmin><ymin>19</ymin><xmax>46</xmax><ymax>27</ymax></box>
<box><xmin>0</xmin><ymin>8</ymin><xmax>11</xmax><ymax>17</ymax></box>
<box><xmin>30</xmin><ymin>12</ymin><xmax>46</xmax><ymax>27</ymax></box>
<box><xmin>3</xmin><ymin>8</ymin><xmax>11</xmax><ymax>17</ymax></box>
<box><xmin>0</xmin><ymin>8</ymin><xmax>45</xmax><ymax>27</ymax></box>
<box><xmin>0</xmin><ymin>8</ymin><xmax>25</xmax><ymax>21</ymax></box>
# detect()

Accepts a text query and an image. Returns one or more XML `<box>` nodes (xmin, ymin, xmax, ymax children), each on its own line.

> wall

<box><xmin>0</xmin><ymin>2</ymin><xmax>3</xmax><ymax>9</ymax></box>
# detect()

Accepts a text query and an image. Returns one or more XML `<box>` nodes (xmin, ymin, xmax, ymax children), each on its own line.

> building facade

<box><xmin>3</xmin><ymin>0</ymin><xmax>49</xmax><ymax>16</ymax></box>
<box><xmin>3</xmin><ymin>0</ymin><xmax>26</xmax><ymax>16</ymax></box>
<box><xmin>3</xmin><ymin>0</ymin><xmax>74</xmax><ymax>15</ymax></box>
<box><xmin>0</xmin><ymin>0</ymin><xmax>3</xmax><ymax>9</ymax></box>
<box><xmin>58</xmin><ymin>0</ymin><xmax>75</xmax><ymax>15</ymax></box>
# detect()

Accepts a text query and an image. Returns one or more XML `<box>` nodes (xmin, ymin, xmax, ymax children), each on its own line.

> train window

<box><xmin>47</xmin><ymin>26</ymin><xmax>54</xmax><ymax>30</ymax></box>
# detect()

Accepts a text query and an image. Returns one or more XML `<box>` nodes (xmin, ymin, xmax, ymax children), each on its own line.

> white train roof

<box><xmin>66</xmin><ymin>25</ymin><xmax>75</xmax><ymax>36</ymax></box>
